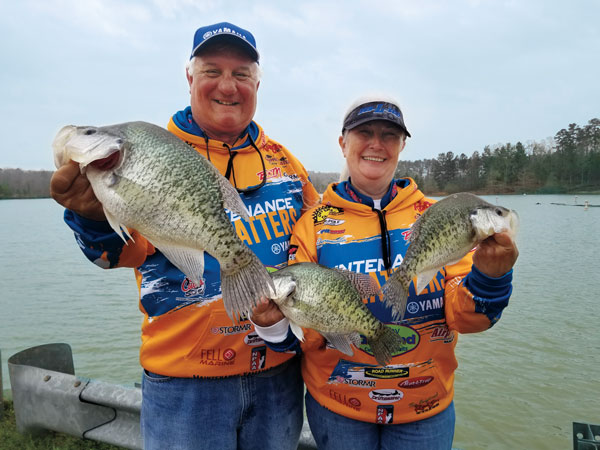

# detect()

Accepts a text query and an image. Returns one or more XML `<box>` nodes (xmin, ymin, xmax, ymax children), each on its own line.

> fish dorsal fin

<box><xmin>153</xmin><ymin>243</ymin><xmax>205</xmax><ymax>285</ymax></box>
<box><xmin>323</xmin><ymin>333</ymin><xmax>355</xmax><ymax>356</ymax></box>
<box><xmin>289</xmin><ymin>322</ymin><xmax>305</xmax><ymax>342</ymax></box>
<box><xmin>218</xmin><ymin>175</ymin><xmax>250</xmax><ymax>221</ymax></box>
<box><xmin>104</xmin><ymin>209</ymin><xmax>134</xmax><ymax>244</ymax></box>
<box><xmin>333</xmin><ymin>268</ymin><xmax>381</xmax><ymax>298</ymax></box>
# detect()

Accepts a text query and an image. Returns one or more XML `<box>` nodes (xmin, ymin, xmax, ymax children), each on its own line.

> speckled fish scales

<box><xmin>382</xmin><ymin>192</ymin><xmax>518</xmax><ymax>320</ymax></box>
<box><xmin>52</xmin><ymin>121</ymin><xmax>273</xmax><ymax>321</ymax></box>
<box><xmin>271</xmin><ymin>262</ymin><xmax>403</xmax><ymax>366</ymax></box>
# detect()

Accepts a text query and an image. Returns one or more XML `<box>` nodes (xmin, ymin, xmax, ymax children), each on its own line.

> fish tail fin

<box><xmin>368</xmin><ymin>325</ymin><xmax>401</xmax><ymax>366</ymax></box>
<box><xmin>381</xmin><ymin>276</ymin><xmax>409</xmax><ymax>321</ymax></box>
<box><xmin>221</xmin><ymin>255</ymin><xmax>275</xmax><ymax>323</ymax></box>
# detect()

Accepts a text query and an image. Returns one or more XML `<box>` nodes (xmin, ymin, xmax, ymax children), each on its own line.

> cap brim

<box><xmin>344</xmin><ymin>117</ymin><xmax>411</xmax><ymax>137</ymax></box>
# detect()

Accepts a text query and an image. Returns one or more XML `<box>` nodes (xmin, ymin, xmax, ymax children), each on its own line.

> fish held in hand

<box><xmin>382</xmin><ymin>192</ymin><xmax>519</xmax><ymax>320</ymax></box>
<box><xmin>271</xmin><ymin>262</ymin><xmax>403</xmax><ymax>366</ymax></box>
<box><xmin>52</xmin><ymin>121</ymin><xmax>273</xmax><ymax>321</ymax></box>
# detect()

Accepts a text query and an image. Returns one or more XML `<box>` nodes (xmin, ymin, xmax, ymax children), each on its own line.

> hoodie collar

<box><xmin>171</xmin><ymin>106</ymin><xmax>260</xmax><ymax>151</ymax></box>
<box><xmin>333</xmin><ymin>178</ymin><xmax>410</xmax><ymax>209</ymax></box>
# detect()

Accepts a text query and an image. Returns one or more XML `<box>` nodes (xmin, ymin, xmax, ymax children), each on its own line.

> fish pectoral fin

<box><xmin>333</xmin><ymin>268</ymin><xmax>381</xmax><ymax>298</ymax></box>
<box><xmin>415</xmin><ymin>268</ymin><xmax>440</xmax><ymax>295</ymax></box>
<box><xmin>219</xmin><ymin>174</ymin><xmax>250</xmax><ymax>221</ymax></box>
<box><xmin>289</xmin><ymin>322</ymin><xmax>305</xmax><ymax>342</ymax></box>
<box><xmin>156</xmin><ymin>245</ymin><xmax>205</xmax><ymax>285</ymax></box>
<box><xmin>323</xmin><ymin>333</ymin><xmax>355</xmax><ymax>356</ymax></box>
<box><xmin>104</xmin><ymin>209</ymin><xmax>130</xmax><ymax>243</ymax></box>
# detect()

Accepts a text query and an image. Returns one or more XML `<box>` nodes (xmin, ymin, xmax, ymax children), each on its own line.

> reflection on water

<box><xmin>1</xmin><ymin>196</ymin><xmax>599</xmax><ymax>449</ymax></box>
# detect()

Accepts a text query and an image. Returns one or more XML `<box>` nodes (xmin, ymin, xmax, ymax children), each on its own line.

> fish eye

<box><xmin>495</xmin><ymin>208</ymin><xmax>504</xmax><ymax>216</ymax></box>
<box><xmin>84</xmin><ymin>129</ymin><xmax>96</xmax><ymax>135</ymax></box>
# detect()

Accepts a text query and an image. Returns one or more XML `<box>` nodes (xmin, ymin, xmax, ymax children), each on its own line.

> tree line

<box><xmin>0</xmin><ymin>168</ymin><xmax>53</xmax><ymax>199</ymax></box>
<box><xmin>2</xmin><ymin>118</ymin><xmax>598</xmax><ymax>199</ymax></box>
<box><xmin>395</xmin><ymin>118</ymin><xmax>600</xmax><ymax>194</ymax></box>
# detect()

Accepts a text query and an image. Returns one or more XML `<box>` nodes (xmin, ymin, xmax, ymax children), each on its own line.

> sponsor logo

<box><xmin>410</xmin><ymin>393</ymin><xmax>440</xmax><ymax>415</ymax></box>
<box><xmin>250</xmin><ymin>346</ymin><xmax>267</xmax><ymax>371</ymax></box>
<box><xmin>244</xmin><ymin>332</ymin><xmax>265</xmax><ymax>346</ymax></box>
<box><xmin>401</xmin><ymin>229</ymin><xmax>412</xmax><ymax>241</ymax></box>
<box><xmin>181</xmin><ymin>278</ymin><xmax>205</xmax><ymax>297</ymax></box>
<box><xmin>430</xmin><ymin>325</ymin><xmax>455</xmax><ymax>343</ymax></box>
<box><xmin>335</xmin><ymin>376</ymin><xmax>376</xmax><ymax>388</ymax></box>
<box><xmin>317</xmin><ymin>228</ymin><xmax>346</xmax><ymax>235</ymax></box>
<box><xmin>198</xmin><ymin>348</ymin><xmax>236</xmax><ymax>366</ymax></box>
<box><xmin>369</xmin><ymin>389</ymin><xmax>404</xmax><ymax>403</ymax></box>
<box><xmin>323</xmin><ymin>218</ymin><xmax>345</xmax><ymax>226</ymax></box>
<box><xmin>211</xmin><ymin>323</ymin><xmax>252</xmax><ymax>335</ymax></box>
<box><xmin>376</xmin><ymin>405</ymin><xmax>394</xmax><ymax>424</ymax></box>
<box><xmin>358</xmin><ymin>325</ymin><xmax>419</xmax><ymax>358</ymax></box>
<box><xmin>271</xmin><ymin>241</ymin><xmax>289</xmax><ymax>255</ymax></box>
<box><xmin>312</xmin><ymin>206</ymin><xmax>344</xmax><ymax>225</ymax></box>
<box><xmin>288</xmin><ymin>245</ymin><xmax>298</xmax><ymax>261</ymax></box>
<box><xmin>398</xmin><ymin>377</ymin><xmax>434</xmax><ymax>389</ymax></box>
<box><xmin>264</xmin><ymin>142</ymin><xmax>283</xmax><ymax>153</ymax></box>
<box><xmin>414</xmin><ymin>200</ymin><xmax>433</xmax><ymax>214</ymax></box>
<box><xmin>257</xmin><ymin>167</ymin><xmax>282</xmax><ymax>181</ymax></box>
<box><xmin>329</xmin><ymin>390</ymin><xmax>361</xmax><ymax>411</ymax></box>
<box><xmin>407</xmin><ymin>297</ymin><xmax>444</xmax><ymax>314</ymax></box>
<box><xmin>364</xmin><ymin>367</ymin><xmax>409</xmax><ymax>379</ymax></box>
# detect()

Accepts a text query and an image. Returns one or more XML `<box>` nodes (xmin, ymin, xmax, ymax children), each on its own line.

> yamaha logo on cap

<box><xmin>191</xmin><ymin>21</ymin><xmax>259</xmax><ymax>62</ymax></box>
<box><xmin>343</xmin><ymin>101</ymin><xmax>411</xmax><ymax>137</ymax></box>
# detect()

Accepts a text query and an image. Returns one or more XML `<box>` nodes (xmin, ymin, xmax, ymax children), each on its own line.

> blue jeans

<box><xmin>141</xmin><ymin>357</ymin><xmax>303</xmax><ymax>450</ymax></box>
<box><xmin>305</xmin><ymin>391</ymin><xmax>455</xmax><ymax>450</ymax></box>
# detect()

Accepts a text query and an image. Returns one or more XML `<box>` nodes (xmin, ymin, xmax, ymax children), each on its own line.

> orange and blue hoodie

<box><xmin>63</xmin><ymin>107</ymin><xmax>320</xmax><ymax>378</ymax></box>
<box><xmin>263</xmin><ymin>178</ymin><xmax>512</xmax><ymax>424</ymax></box>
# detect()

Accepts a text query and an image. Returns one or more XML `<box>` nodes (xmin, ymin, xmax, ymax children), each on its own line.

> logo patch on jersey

<box><xmin>369</xmin><ymin>389</ymin><xmax>404</xmax><ymax>403</ymax></box>
<box><xmin>312</xmin><ymin>205</ymin><xmax>344</xmax><ymax>225</ymax></box>
<box><xmin>330</xmin><ymin>390</ymin><xmax>362</xmax><ymax>411</ymax></box>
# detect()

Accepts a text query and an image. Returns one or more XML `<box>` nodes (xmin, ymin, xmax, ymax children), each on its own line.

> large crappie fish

<box><xmin>270</xmin><ymin>262</ymin><xmax>402</xmax><ymax>366</ymax></box>
<box><xmin>52</xmin><ymin>121</ymin><xmax>274</xmax><ymax>321</ymax></box>
<box><xmin>382</xmin><ymin>192</ymin><xmax>519</xmax><ymax>320</ymax></box>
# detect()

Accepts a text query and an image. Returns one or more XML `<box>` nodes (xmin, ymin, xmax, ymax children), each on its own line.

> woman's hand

<box><xmin>250</xmin><ymin>298</ymin><xmax>285</xmax><ymax>327</ymax></box>
<box><xmin>473</xmin><ymin>232</ymin><xmax>519</xmax><ymax>278</ymax></box>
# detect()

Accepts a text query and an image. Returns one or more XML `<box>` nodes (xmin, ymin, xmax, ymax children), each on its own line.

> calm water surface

<box><xmin>1</xmin><ymin>196</ymin><xmax>599</xmax><ymax>449</ymax></box>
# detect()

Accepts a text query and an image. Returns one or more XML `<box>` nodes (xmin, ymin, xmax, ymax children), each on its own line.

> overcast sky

<box><xmin>1</xmin><ymin>0</ymin><xmax>598</xmax><ymax>172</ymax></box>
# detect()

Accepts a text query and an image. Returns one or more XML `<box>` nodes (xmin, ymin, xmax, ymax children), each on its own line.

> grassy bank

<box><xmin>0</xmin><ymin>400</ymin><xmax>123</xmax><ymax>450</ymax></box>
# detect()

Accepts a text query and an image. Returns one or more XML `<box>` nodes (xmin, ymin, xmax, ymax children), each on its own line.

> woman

<box><xmin>252</xmin><ymin>95</ymin><xmax>518</xmax><ymax>450</ymax></box>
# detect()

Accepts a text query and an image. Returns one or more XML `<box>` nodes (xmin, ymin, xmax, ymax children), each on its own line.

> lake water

<box><xmin>1</xmin><ymin>196</ymin><xmax>599</xmax><ymax>449</ymax></box>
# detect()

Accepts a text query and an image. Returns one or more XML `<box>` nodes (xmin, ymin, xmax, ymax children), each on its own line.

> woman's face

<box><xmin>339</xmin><ymin>120</ymin><xmax>406</xmax><ymax>197</ymax></box>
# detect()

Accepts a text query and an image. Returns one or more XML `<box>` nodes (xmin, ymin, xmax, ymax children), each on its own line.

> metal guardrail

<box><xmin>8</xmin><ymin>343</ymin><xmax>317</xmax><ymax>449</ymax></box>
<box><xmin>8</xmin><ymin>343</ymin><xmax>141</xmax><ymax>449</ymax></box>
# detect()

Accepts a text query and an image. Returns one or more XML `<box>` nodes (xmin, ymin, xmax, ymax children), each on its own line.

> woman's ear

<box><xmin>339</xmin><ymin>135</ymin><xmax>347</xmax><ymax>157</ymax></box>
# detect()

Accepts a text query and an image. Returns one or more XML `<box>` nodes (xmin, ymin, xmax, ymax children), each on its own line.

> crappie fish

<box><xmin>52</xmin><ymin>121</ymin><xmax>273</xmax><ymax>321</ymax></box>
<box><xmin>270</xmin><ymin>262</ymin><xmax>403</xmax><ymax>366</ymax></box>
<box><xmin>382</xmin><ymin>192</ymin><xmax>518</xmax><ymax>320</ymax></box>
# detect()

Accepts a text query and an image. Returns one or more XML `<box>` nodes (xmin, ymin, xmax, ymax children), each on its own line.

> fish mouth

<box><xmin>89</xmin><ymin>149</ymin><xmax>122</xmax><ymax>171</ymax></box>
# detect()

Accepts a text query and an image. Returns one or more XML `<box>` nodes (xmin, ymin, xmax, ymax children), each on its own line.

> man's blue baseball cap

<box><xmin>190</xmin><ymin>22</ymin><xmax>259</xmax><ymax>62</ymax></box>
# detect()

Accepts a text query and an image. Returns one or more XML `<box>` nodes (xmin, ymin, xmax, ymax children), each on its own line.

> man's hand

<box><xmin>50</xmin><ymin>161</ymin><xmax>106</xmax><ymax>221</ymax></box>
<box><xmin>250</xmin><ymin>298</ymin><xmax>285</xmax><ymax>327</ymax></box>
<box><xmin>473</xmin><ymin>232</ymin><xmax>519</xmax><ymax>278</ymax></box>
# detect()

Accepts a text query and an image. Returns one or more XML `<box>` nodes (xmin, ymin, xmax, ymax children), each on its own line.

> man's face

<box><xmin>187</xmin><ymin>47</ymin><xmax>259</xmax><ymax>144</ymax></box>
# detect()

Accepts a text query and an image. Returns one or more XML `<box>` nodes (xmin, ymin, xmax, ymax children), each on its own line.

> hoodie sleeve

<box><xmin>64</xmin><ymin>209</ymin><xmax>153</xmax><ymax>269</ymax></box>
<box><xmin>444</xmin><ymin>250</ymin><xmax>513</xmax><ymax>333</ymax></box>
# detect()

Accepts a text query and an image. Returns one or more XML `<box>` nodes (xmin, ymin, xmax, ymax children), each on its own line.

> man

<box><xmin>51</xmin><ymin>22</ymin><xmax>320</xmax><ymax>450</ymax></box>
